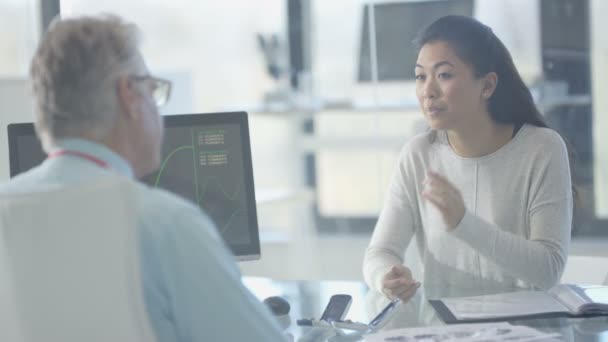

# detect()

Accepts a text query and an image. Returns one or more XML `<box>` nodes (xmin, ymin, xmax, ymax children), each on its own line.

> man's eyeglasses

<box><xmin>131</xmin><ymin>75</ymin><xmax>172</xmax><ymax>107</ymax></box>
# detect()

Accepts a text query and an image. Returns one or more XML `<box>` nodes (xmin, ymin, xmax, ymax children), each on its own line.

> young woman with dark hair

<box><xmin>363</xmin><ymin>16</ymin><xmax>573</xmax><ymax>303</ymax></box>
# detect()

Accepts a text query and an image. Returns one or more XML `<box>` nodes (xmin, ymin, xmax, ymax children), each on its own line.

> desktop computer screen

<box><xmin>7</xmin><ymin>111</ymin><xmax>260</xmax><ymax>260</ymax></box>
<box><xmin>358</xmin><ymin>0</ymin><xmax>475</xmax><ymax>82</ymax></box>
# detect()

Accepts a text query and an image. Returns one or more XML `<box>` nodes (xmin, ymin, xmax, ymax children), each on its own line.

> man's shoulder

<box><xmin>133</xmin><ymin>182</ymin><xmax>233</xmax><ymax>274</ymax></box>
<box><xmin>133</xmin><ymin>181</ymin><xmax>218</xmax><ymax>236</ymax></box>
<box><xmin>0</xmin><ymin>166</ymin><xmax>45</xmax><ymax>194</ymax></box>
<box><xmin>132</xmin><ymin>182</ymin><xmax>207</xmax><ymax>220</ymax></box>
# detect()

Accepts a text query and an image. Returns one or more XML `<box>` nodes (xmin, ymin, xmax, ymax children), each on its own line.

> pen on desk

<box><xmin>297</xmin><ymin>318</ymin><xmax>369</xmax><ymax>331</ymax></box>
<box><xmin>296</xmin><ymin>318</ymin><xmax>331</xmax><ymax>328</ymax></box>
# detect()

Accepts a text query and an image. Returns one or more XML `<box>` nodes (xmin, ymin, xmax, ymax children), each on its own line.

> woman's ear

<box><xmin>481</xmin><ymin>72</ymin><xmax>498</xmax><ymax>100</ymax></box>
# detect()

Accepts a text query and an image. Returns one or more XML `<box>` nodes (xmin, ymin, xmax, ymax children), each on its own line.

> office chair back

<box><xmin>0</xmin><ymin>177</ymin><xmax>156</xmax><ymax>342</ymax></box>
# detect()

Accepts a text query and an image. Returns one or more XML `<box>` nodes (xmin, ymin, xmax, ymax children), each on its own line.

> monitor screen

<box><xmin>540</xmin><ymin>0</ymin><xmax>588</xmax><ymax>52</ymax></box>
<box><xmin>358</xmin><ymin>0</ymin><xmax>475</xmax><ymax>82</ymax></box>
<box><xmin>7</xmin><ymin>112</ymin><xmax>260</xmax><ymax>260</ymax></box>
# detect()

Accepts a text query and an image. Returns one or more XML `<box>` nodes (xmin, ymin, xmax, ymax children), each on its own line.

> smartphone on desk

<box><xmin>320</xmin><ymin>294</ymin><xmax>352</xmax><ymax>322</ymax></box>
<box><xmin>367</xmin><ymin>299</ymin><xmax>401</xmax><ymax>332</ymax></box>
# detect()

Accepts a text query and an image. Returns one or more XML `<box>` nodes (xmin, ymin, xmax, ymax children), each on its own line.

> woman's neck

<box><xmin>447</xmin><ymin>115</ymin><xmax>515</xmax><ymax>158</ymax></box>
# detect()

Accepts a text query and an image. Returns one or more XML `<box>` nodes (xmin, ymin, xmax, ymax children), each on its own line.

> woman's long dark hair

<box><xmin>413</xmin><ymin>15</ymin><xmax>578</xmax><ymax>206</ymax></box>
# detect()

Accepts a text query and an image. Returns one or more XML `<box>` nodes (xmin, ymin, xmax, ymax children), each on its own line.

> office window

<box><xmin>0</xmin><ymin>0</ymin><xmax>40</xmax><ymax>181</ymax></box>
<box><xmin>0</xmin><ymin>0</ymin><xmax>39</xmax><ymax>78</ymax></box>
<box><xmin>59</xmin><ymin>0</ymin><xmax>607</xmax><ymax>245</ymax></box>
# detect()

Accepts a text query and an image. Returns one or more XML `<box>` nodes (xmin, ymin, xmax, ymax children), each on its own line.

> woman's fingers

<box><xmin>382</xmin><ymin>265</ymin><xmax>420</xmax><ymax>300</ymax></box>
<box><xmin>423</xmin><ymin>171</ymin><xmax>466</xmax><ymax>229</ymax></box>
<box><xmin>384</xmin><ymin>281</ymin><xmax>418</xmax><ymax>299</ymax></box>
<box><xmin>390</xmin><ymin>264</ymin><xmax>413</xmax><ymax>278</ymax></box>
<box><xmin>393</xmin><ymin>282</ymin><xmax>421</xmax><ymax>302</ymax></box>
<box><xmin>422</xmin><ymin>190</ymin><xmax>448</xmax><ymax>211</ymax></box>
<box><xmin>384</xmin><ymin>277</ymin><xmax>415</xmax><ymax>290</ymax></box>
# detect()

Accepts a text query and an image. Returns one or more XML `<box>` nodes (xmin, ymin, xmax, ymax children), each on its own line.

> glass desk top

<box><xmin>244</xmin><ymin>277</ymin><xmax>608</xmax><ymax>342</ymax></box>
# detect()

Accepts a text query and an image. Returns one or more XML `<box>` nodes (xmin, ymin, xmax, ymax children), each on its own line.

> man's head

<box><xmin>30</xmin><ymin>14</ymin><xmax>169</xmax><ymax>178</ymax></box>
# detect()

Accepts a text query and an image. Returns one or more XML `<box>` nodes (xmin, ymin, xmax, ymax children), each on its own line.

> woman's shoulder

<box><xmin>518</xmin><ymin>124</ymin><xmax>568</xmax><ymax>154</ymax></box>
<box><xmin>400</xmin><ymin>130</ymin><xmax>442</xmax><ymax>156</ymax></box>
<box><xmin>522</xmin><ymin>124</ymin><xmax>564</xmax><ymax>143</ymax></box>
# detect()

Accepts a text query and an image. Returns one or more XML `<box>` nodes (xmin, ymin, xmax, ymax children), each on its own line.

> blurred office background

<box><xmin>1</xmin><ymin>0</ymin><xmax>606</xmax><ymax>282</ymax></box>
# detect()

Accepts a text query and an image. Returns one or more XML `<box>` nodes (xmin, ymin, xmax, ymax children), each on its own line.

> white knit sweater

<box><xmin>363</xmin><ymin>124</ymin><xmax>573</xmax><ymax>298</ymax></box>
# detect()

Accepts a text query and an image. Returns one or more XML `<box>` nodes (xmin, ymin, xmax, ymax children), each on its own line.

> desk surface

<box><xmin>244</xmin><ymin>277</ymin><xmax>608</xmax><ymax>341</ymax></box>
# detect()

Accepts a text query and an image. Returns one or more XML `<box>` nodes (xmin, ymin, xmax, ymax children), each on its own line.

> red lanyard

<box><xmin>47</xmin><ymin>150</ymin><xmax>109</xmax><ymax>169</ymax></box>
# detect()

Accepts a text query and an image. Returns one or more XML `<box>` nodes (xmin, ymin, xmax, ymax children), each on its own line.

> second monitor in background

<box><xmin>358</xmin><ymin>0</ymin><xmax>475</xmax><ymax>82</ymax></box>
<box><xmin>7</xmin><ymin>111</ymin><xmax>260</xmax><ymax>261</ymax></box>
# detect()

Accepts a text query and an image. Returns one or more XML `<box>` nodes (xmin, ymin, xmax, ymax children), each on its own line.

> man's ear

<box><xmin>481</xmin><ymin>72</ymin><xmax>498</xmax><ymax>100</ymax></box>
<box><xmin>116</xmin><ymin>76</ymin><xmax>139</xmax><ymax>120</ymax></box>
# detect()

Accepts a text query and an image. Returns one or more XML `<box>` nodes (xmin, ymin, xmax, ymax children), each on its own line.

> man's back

<box><xmin>0</xmin><ymin>178</ymin><xmax>157</xmax><ymax>342</ymax></box>
<box><xmin>0</xmin><ymin>138</ymin><xmax>286</xmax><ymax>341</ymax></box>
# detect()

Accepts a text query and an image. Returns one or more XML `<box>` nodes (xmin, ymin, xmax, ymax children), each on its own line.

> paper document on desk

<box><xmin>429</xmin><ymin>284</ymin><xmax>608</xmax><ymax>323</ymax></box>
<box><xmin>364</xmin><ymin>322</ymin><xmax>561</xmax><ymax>342</ymax></box>
<box><xmin>438</xmin><ymin>291</ymin><xmax>564</xmax><ymax>320</ymax></box>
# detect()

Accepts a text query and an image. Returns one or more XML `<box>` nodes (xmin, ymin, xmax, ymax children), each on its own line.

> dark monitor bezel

<box><xmin>7</xmin><ymin>122</ymin><xmax>39</xmax><ymax>178</ymax></box>
<box><xmin>7</xmin><ymin>111</ymin><xmax>261</xmax><ymax>261</ymax></box>
<box><xmin>159</xmin><ymin>112</ymin><xmax>260</xmax><ymax>260</ymax></box>
<box><xmin>357</xmin><ymin>0</ymin><xmax>475</xmax><ymax>82</ymax></box>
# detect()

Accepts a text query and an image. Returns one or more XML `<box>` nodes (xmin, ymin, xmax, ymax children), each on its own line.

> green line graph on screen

<box><xmin>149</xmin><ymin>127</ymin><xmax>248</xmax><ymax>237</ymax></box>
<box><xmin>154</xmin><ymin>145</ymin><xmax>193</xmax><ymax>188</ymax></box>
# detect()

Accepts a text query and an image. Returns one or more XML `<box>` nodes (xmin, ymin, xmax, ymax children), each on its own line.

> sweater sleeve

<box><xmin>363</xmin><ymin>147</ymin><xmax>420</xmax><ymax>292</ymax></box>
<box><xmin>451</xmin><ymin>135</ymin><xmax>573</xmax><ymax>290</ymax></box>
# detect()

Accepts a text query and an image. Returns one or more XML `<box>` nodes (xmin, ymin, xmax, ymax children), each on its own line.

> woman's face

<box><xmin>415</xmin><ymin>40</ymin><xmax>490</xmax><ymax>131</ymax></box>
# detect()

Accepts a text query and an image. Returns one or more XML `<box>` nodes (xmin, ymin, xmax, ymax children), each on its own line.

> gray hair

<box><xmin>30</xmin><ymin>14</ymin><xmax>141</xmax><ymax>150</ymax></box>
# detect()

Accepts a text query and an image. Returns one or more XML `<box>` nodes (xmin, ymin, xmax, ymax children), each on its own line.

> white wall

<box><xmin>591</xmin><ymin>0</ymin><xmax>608</xmax><ymax>218</ymax></box>
<box><xmin>0</xmin><ymin>1</ymin><xmax>39</xmax><ymax>78</ymax></box>
<box><xmin>561</xmin><ymin>256</ymin><xmax>608</xmax><ymax>284</ymax></box>
<box><xmin>0</xmin><ymin>2</ymin><xmax>39</xmax><ymax>180</ymax></box>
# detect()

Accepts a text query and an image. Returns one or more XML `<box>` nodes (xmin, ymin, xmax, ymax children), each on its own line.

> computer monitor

<box><xmin>7</xmin><ymin>123</ymin><xmax>46</xmax><ymax>177</ymax></box>
<box><xmin>358</xmin><ymin>0</ymin><xmax>475</xmax><ymax>82</ymax></box>
<box><xmin>7</xmin><ymin>111</ymin><xmax>261</xmax><ymax>261</ymax></box>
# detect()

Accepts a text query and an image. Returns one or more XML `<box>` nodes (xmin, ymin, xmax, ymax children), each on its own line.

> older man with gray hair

<box><xmin>0</xmin><ymin>14</ymin><xmax>286</xmax><ymax>341</ymax></box>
